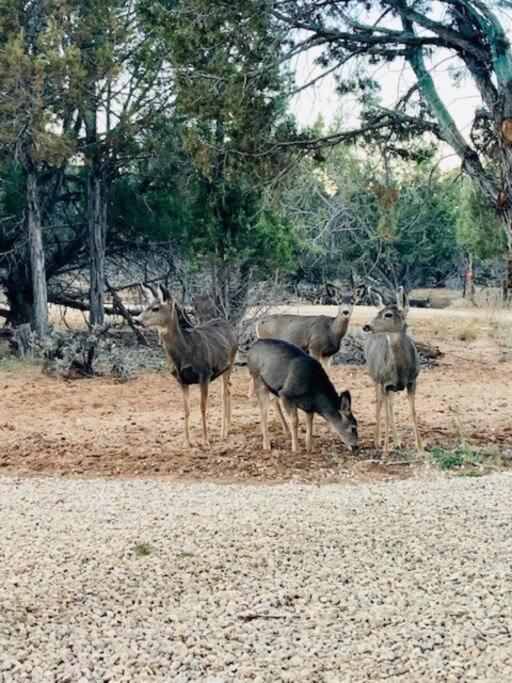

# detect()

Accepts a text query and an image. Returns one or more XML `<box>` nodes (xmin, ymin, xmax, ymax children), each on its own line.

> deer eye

<box><xmin>152</xmin><ymin>306</ymin><xmax>160</xmax><ymax>312</ymax></box>
<box><xmin>384</xmin><ymin>312</ymin><xmax>393</xmax><ymax>318</ymax></box>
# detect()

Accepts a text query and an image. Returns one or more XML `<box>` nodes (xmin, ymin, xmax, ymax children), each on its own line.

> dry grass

<box><xmin>456</xmin><ymin>320</ymin><xmax>480</xmax><ymax>342</ymax></box>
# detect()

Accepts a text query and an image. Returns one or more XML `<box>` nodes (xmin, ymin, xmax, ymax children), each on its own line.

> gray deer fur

<box><xmin>256</xmin><ymin>283</ymin><xmax>366</xmax><ymax>368</ymax></box>
<box><xmin>363</xmin><ymin>287</ymin><xmax>422</xmax><ymax>455</ymax></box>
<box><xmin>137</xmin><ymin>284</ymin><xmax>238</xmax><ymax>447</ymax></box>
<box><xmin>247</xmin><ymin>338</ymin><xmax>358</xmax><ymax>453</ymax></box>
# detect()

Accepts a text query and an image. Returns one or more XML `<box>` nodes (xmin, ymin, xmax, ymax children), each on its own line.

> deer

<box><xmin>363</xmin><ymin>287</ymin><xmax>422</xmax><ymax>457</ymax></box>
<box><xmin>256</xmin><ymin>283</ymin><xmax>366</xmax><ymax>371</ymax></box>
<box><xmin>136</xmin><ymin>284</ymin><xmax>238</xmax><ymax>448</ymax></box>
<box><xmin>247</xmin><ymin>338</ymin><xmax>358</xmax><ymax>454</ymax></box>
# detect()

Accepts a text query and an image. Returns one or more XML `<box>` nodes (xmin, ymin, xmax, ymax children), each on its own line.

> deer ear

<box><xmin>325</xmin><ymin>283</ymin><xmax>339</xmax><ymax>299</ymax></box>
<box><xmin>141</xmin><ymin>284</ymin><xmax>155</xmax><ymax>301</ymax></box>
<box><xmin>369</xmin><ymin>287</ymin><xmax>385</xmax><ymax>310</ymax></box>
<box><xmin>155</xmin><ymin>285</ymin><xmax>165</xmax><ymax>302</ymax></box>
<box><xmin>159</xmin><ymin>284</ymin><xmax>171</xmax><ymax>301</ymax></box>
<box><xmin>397</xmin><ymin>286</ymin><xmax>410</xmax><ymax>316</ymax></box>
<box><xmin>339</xmin><ymin>389</ymin><xmax>352</xmax><ymax>411</ymax></box>
<box><xmin>353</xmin><ymin>284</ymin><xmax>366</xmax><ymax>303</ymax></box>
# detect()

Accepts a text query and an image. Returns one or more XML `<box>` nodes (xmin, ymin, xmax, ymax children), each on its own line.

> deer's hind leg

<box><xmin>272</xmin><ymin>397</ymin><xmax>289</xmax><ymax>435</ymax></box>
<box><xmin>180</xmin><ymin>384</ymin><xmax>191</xmax><ymax>448</ymax></box>
<box><xmin>254</xmin><ymin>377</ymin><xmax>271</xmax><ymax>450</ymax></box>
<box><xmin>280</xmin><ymin>397</ymin><xmax>299</xmax><ymax>453</ymax></box>
<box><xmin>407</xmin><ymin>384</ymin><xmax>422</xmax><ymax>453</ymax></box>
<box><xmin>199</xmin><ymin>382</ymin><xmax>210</xmax><ymax>448</ymax></box>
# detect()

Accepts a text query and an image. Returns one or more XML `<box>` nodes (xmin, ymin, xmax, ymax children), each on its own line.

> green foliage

<box><xmin>456</xmin><ymin>179</ymin><xmax>507</xmax><ymax>260</ymax></box>
<box><xmin>137</xmin><ymin>0</ymin><xmax>300</xmax><ymax>301</ymax></box>
<box><xmin>280</xmin><ymin>139</ymin><xmax>461</xmax><ymax>286</ymax></box>
<box><xmin>133</xmin><ymin>542</ymin><xmax>153</xmax><ymax>557</ymax></box>
<box><xmin>430</xmin><ymin>447</ymin><xmax>484</xmax><ymax>470</ymax></box>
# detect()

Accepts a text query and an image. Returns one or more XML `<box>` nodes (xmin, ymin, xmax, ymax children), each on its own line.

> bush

<box><xmin>430</xmin><ymin>446</ymin><xmax>483</xmax><ymax>470</ymax></box>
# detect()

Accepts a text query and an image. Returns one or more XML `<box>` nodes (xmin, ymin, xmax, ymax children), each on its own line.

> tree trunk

<box><xmin>88</xmin><ymin>162</ymin><xmax>106</xmax><ymax>327</ymax></box>
<box><xmin>500</xmin><ymin>209</ymin><xmax>512</xmax><ymax>301</ymax></box>
<box><xmin>6</xmin><ymin>284</ymin><xmax>33</xmax><ymax>326</ymax></box>
<box><xmin>464</xmin><ymin>254</ymin><xmax>475</xmax><ymax>304</ymax></box>
<box><xmin>26</xmin><ymin>169</ymin><xmax>48</xmax><ymax>337</ymax></box>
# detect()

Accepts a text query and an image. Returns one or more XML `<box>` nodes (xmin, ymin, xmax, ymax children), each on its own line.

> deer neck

<box><xmin>384</xmin><ymin>331</ymin><xmax>406</xmax><ymax>357</ymax></box>
<box><xmin>331</xmin><ymin>307</ymin><xmax>350</xmax><ymax>341</ymax></box>
<box><xmin>158</xmin><ymin>309</ymin><xmax>186</xmax><ymax>355</ymax></box>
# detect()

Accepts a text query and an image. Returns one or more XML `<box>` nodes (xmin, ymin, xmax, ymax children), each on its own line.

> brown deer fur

<box><xmin>137</xmin><ymin>286</ymin><xmax>238</xmax><ymax>447</ymax></box>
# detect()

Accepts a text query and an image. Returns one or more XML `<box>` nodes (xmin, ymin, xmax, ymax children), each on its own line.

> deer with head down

<box><xmin>247</xmin><ymin>338</ymin><xmax>358</xmax><ymax>454</ymax></box>
<box><xmin>136</xmin><ymin>284</ymin><xmax>238</xmax><ymax>448</ymax></box>
<box><xmin>363</xmin><ymin>287</ymin><xmax>422</xmax><ymax>456</ymax></box>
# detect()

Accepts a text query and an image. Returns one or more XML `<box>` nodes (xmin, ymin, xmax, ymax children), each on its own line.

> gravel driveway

<box><xmin>1</xmin><ymin>474</ymin><xmax>512</xmax><ymax>682</ymax></box>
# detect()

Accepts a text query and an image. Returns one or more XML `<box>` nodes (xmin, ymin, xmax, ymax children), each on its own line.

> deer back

<box><xmin>258</xmin><ymin>314</ymin><xmax>344</xmax><ymax>356</ymax></box>
<box><xmin>163</xmin><ymin>317</ymin><xmax>238</xmax><ymax>385</ymax></box>
<box><xmin>248</xmin><ymin>339</ymin><xmax>340</xmax><ymax>414</ymax></box>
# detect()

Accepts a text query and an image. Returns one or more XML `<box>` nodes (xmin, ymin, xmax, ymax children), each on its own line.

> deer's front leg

<box><xmin>305</xmin><ymin>412</ymin><xmax>314</xmax><ymax>452</ymax></box>
<box><xmin>388</xmin><ymin>390</ymin><xmax>401</xmax><ymax>448</ymax></box>
<box><xmin>374</xmin><ymin>383</ymin><xmax>383</xmax><ymax>448</ymax></box>
<box><xmin>199</xmin><ymin>382</ymin><xmax>210</xmax><ymax>448</ymax></box>
<box><xmin>180</xmin><ymin>384</ymin><xmax>191</xmax><ymax>448</ymax></box>
<box><xmin>407</xmin><ymin>384</ymin><xmax>422</xmax><ymax>453</ymax></box>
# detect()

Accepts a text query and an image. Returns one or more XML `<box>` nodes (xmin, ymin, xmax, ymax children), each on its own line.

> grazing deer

<box><xmin>137</xmin><ymin>285</ymin><xmax>238</xmax><ymax>448</ymax></box>
<box><xmin>256</xmin><ymin>283</ymin><xmax>366</xmax><ymax>370</ymax></box>
<box><xmin>363</xmin><ymin>287</ymin><xmax>422</xmax><ymax>456</ymax></box>
<box><xmin>247</xmin><ymin>338</ymin><xmax>358</xmax><ymax>453</ymax></box>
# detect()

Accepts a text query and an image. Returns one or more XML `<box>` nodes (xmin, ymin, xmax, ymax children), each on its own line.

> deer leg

<box><xmin>199</xmin><ymin>382</ymin><xmax>210</xmax><ymax>448</ymax></box>
<box><xmin>375</xmin><ymin>383</ymin><xmax>383</xmax><ymax>448</ymax></box>
<box><xmin>305</xmin><ymin>412</ymin><xmax>314</xmax><ymax>452</ymax></box>
<box><xmin>321</xmin><ymin>357</ymin><xmax>332</xmax><ymax>372</ymax></box>
<box><xmin>383</xmin><ymin>392</ymin><xmax>390</xmax><ymax>457</ymax></box>
<box><xmin>281</xmin><ymin>398</ymin><xmax>299</xmax><ymax>453</ymax></box>
<box><xmin>388</xmin><ymin>391</ymin><xmax>401</xmax><ymax>448</ymax></box>
<box><xmin>247</xmin><ymin>375</ymin><xmax>255</xmax><ymax>399</ymax></box>
<box><xmin>272</xmin><ymin>397</ymin><xmax>289</xmax><ymax>434</ymax></box>
<box><xmin>407</xmin><ymin>385</ymin><xmax>422</xmax><ymax>453</ymax></box>
<box><xmin>227</xmin><ymin>368</ymin><xmax>233</xmax><ymax>427</ymax></box>
<box><xmin>254</xmin><ymin>378</ymin><xmax>271</xmax><ymax>450</ymax></box>
<box><xmin>220</xmin><ymin>372</ymin><xmax>229</xmax><ymax>440</ymax></box>
<box><xmin>181</xmin><ymin>384</ymin><xmax>191</xmax><ymax>448</ymax></box>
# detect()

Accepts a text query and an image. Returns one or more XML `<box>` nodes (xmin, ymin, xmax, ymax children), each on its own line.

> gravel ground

<box><xmin>1</xmin><ymin>474</ymin><xmax>512</xmax><ymax>682</ymax></box>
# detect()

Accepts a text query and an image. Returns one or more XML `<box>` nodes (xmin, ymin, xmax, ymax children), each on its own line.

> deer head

<box><xmin>136</xmin><ymin>284</ymin><xmax>174</xmax><ymax>329</ymax></box>
<box><xmin>325</xmin><ymin>283</ymin><xmax>366</xmax><ymax>318</ymax></box>
<box><xmin>363</xmin><ymin>287</ymin><xmax>409</xmax><ymax>334</ymax></box>
<box><xmin>330</xmin><ymin>389</ymin><xmax>358</xmax><ymax>451</ymax></box>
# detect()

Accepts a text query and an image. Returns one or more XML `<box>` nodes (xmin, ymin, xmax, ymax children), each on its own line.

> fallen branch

<box><xmin>48</xmin><ymin>294</ymin><xmax>143</xmax><ymax>317</ymax></box>
<box><xmin>238</xmin><ymin>611</ymin><xmax>294</xmax><ymax>621</ymax></box>
<box><xmin>107</xmin><ymin>284</ymin><xmax>147</xmax><ymax>346</ymax></box>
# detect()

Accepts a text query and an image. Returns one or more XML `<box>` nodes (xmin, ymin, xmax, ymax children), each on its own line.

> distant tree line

<box><xmin>0</xmin><ymin>0</ymin><xmax>510</xmax><ymax>338</ymax></box>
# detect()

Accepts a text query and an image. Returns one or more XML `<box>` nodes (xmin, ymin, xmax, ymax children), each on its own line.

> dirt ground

<box><xmin>0</xmin><ymin>305</ymin><xmax>511</xmax><ymax>484</ymax></box>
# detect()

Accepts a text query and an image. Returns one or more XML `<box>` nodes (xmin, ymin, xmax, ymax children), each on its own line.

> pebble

<box><xmin>1</xmin><ymin>474</ymin><xmax>512</xmax><ymax>681</ymax></box>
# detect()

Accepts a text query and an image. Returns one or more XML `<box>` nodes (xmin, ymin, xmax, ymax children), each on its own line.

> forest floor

<box><xmin>1</xmin><ymin>304</ymin><xmax>511</xmax><ymax>484</ymax></box>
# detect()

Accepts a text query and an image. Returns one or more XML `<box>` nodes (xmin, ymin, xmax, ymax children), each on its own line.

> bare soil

<box><xmin>0</xmin><ymin>306</ymin><xmax>511</xmax><ymax>484</ymax></box>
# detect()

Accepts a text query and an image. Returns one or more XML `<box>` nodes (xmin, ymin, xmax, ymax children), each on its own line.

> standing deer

<box><xmin>136</xmin><ymin>285</ymin><xmax>238</xmax><ymax>448</ymax></box>
<box><xmin>256</xmin><ymin>283</ymin><xmax>366</xmax><ymax>370</ymax></box>
<box><xmin>247</xmin><ymin>338</ymin><xmax>358</xmax><ymax>453</ymax></box>
<box><xmin>363</xmin><ymin>287</ymin><xmax>422</xmax><ymax>456</ymax></box>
